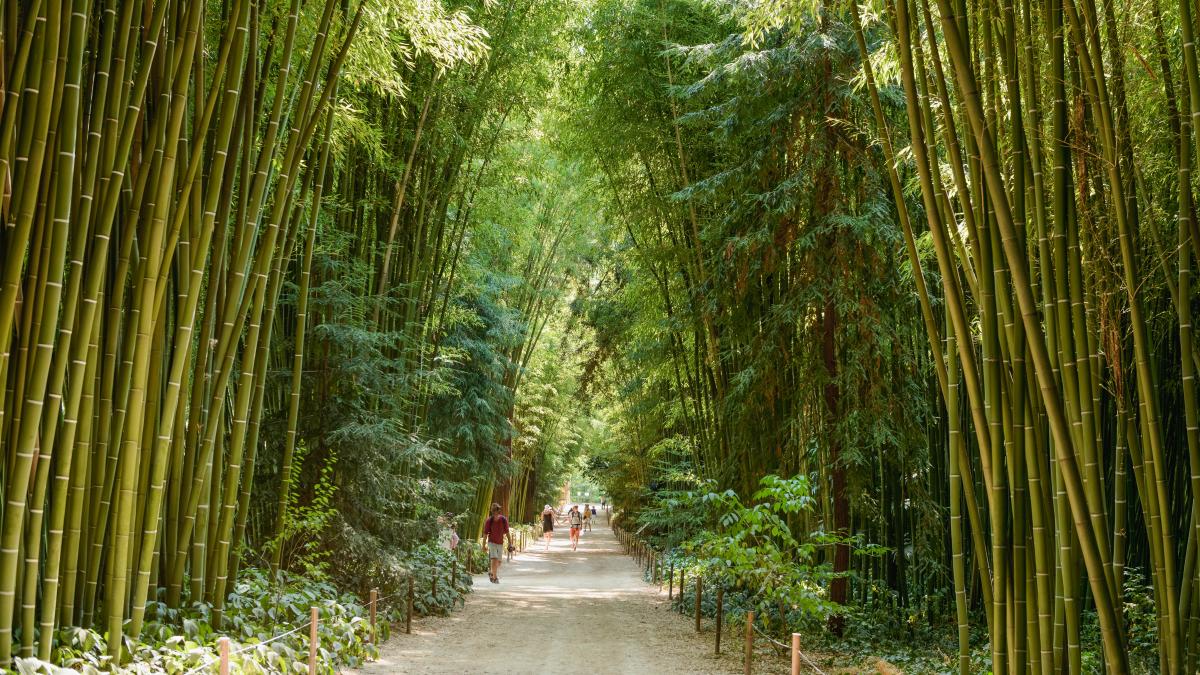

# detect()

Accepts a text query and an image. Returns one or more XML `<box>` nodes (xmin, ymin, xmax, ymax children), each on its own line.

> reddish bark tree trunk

<box><xmin>824</xmin><ymin>297</ymin><xmax>849</xmax><ymax>637</ymax></box>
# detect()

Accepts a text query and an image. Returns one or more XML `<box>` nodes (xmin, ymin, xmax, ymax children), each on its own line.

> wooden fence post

<box><xmin>406</xmin><ymin>576</ymin><xmax>415</xmax><ymax>634</ymax></box>
<box><xmin>694</xmin><ymin>576</ymin><xmax>703</xmax><ymax>632</ymax></box>
<box><xmin>678</xmin><ymin>568</ymin><xmax>685</xmax><ymax>613</ymax></box>
<box><xmin>744</xmin><ymin>611</ymin><xmax>754</xmax><ymax>675</ymax></box>
<box><xmin>218</xmin><ymin>636</ymin><xmax>230</xmax><ymax>675</ymax></box>
<box><xmin>668</xmin><ymin>562</ymin><xmax>675</xmax><ymax>599</ymax></box>
<box><xmin>369</xmin><ymin>588</ymin><xmax>378</xmax><ymax>644</ymax></box>
<box><xmin>715</xmin><ymin>587</ymin><xmax>724</xmax><ymax>654</ymax></box>
<box><xmin>791</xmin><ymin>633</ymin><xmax>802</xmax><ymax>675</ymax></box>
<box><xmin>308</xmin><ymin>607</ymin><xmax>318</xmax><ymax>675</ymax></box>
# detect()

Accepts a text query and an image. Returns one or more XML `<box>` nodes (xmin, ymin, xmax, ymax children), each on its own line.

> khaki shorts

<box><xmin>488</xmin><ymin>542</ymin><xmax>504</xmax><ymax>560</ymax></box>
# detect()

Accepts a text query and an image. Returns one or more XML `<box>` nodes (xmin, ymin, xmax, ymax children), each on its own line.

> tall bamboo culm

<box><xmin>848</xmin><ymin>0</ymin><xmax>1200</xmax><ymax>670</ymax></box>
<box><xmin>0</xmin><ymin>0</ymin><xmax>362</xmax><ymax>665</ymax></box>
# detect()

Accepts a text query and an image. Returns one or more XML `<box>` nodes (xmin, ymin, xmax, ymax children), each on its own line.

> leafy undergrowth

<box><xmin>633</xmin><ymin>474</ymin><xmax>1163</xmax><ymax>674</ymax></box>
<box><xmin>803</xmin><ymin>568</ymin><xmax>1162</xmax><ymax>674</ymax></box>
<box><xmin>662</xmin><ymin>575</ymin><xmax>1161</xmax><ymax>674</ymax></box>
<box><xmin>11</xmin><ymin>547</ymin><xmax>475</xmax><ymax>675</ymax></box>
<box><xmin>796</xmin><ymin>607</ymin><xmax>976</xmax><ymax>674</ymax></box>
<box><xmin>688</xmin><ymin>582</ymin><xmax>1162</xmax><ymax>675</ymax></box>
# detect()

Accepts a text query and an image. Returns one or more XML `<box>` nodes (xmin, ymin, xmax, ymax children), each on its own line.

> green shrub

<box><xmin>404</xmin><ymin>544</ymin><xmax>474</xmax><ymax>617</ymax></box>
<box><xmin>642</xmin><ymin>475</ymin><xmax>874</xmax><ymax>636</ymax></box>
<box><xmin>15</xmin><ymin>568</ymin><xmax>380</xmax><ymax>674</ymax></box>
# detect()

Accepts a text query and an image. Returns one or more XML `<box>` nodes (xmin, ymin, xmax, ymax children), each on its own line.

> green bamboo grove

<box><xmin>0</xmin><ymin>0</ymin><xmax>362</xmax><ymax>664</ymax></box>
<box><xmin>855</xmin><ymin>0</ymin><xmax>1200</xmax><ymax>670</ymax></box>
<box><xmin>3</xmin><ymin>0</ymin><xmax>590</xmax><ymax>666</ymax></box>
<box><xmin>8</xmin><ymin>0</ymin><xmax>1200</xmax><ymax>671</ymax></box>
<box><xmin>573</xmin><ymin>0</ymin><xmax>1200</xmax><ymax>671</ymax></box>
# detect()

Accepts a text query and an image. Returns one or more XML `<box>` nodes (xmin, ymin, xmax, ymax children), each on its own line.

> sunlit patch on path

<box><xmin>349</xmin><ymin>517</ymin><xmax>745</xmax><ymax>674</ymax></box>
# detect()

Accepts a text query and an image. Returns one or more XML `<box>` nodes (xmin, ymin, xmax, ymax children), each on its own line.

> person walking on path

<box><xmin>541</xmin><ymin>504</ymin><xmax>555</xmax><ymax>551</ymax></box>
<box><xmin>568</xmin><ymin>505</ymin><xmax>583</xmax><ymax>551</ymax></box>
<box><xmin>439</xmin><ymin>512</ymin><xmax>460</xmax><ymax>552</ymax></box>
<box><xmin>482</xmin><ymin>503</ymin><xmax>513</xmax><ymax>583</ymax></box>
<box><xmin>583</xmin><ymin>503</ymin><xmax>592</xmax><ymax>532</ymax></box>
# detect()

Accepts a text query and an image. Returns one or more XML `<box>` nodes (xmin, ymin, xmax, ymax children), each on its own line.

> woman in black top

<box><xmin>541</xmin><ymin>504</ymin><xmax>555</xmax><ymax>551</ymax></box>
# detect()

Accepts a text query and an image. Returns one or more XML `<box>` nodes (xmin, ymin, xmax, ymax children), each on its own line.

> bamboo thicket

<box><xmin>0</xmin><ymin>0</ymin><xmax>360</xmax><ymax>665</ymax></box>
<box><xmin>853</xmin><ymin>0</ymin><xmax>1200</xmax><ymax>669</ymax></box>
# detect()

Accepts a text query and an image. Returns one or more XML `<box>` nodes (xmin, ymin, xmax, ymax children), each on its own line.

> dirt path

<box><xmin>349</xmin><ymin>515</ymin><xmax>750</xmax><ymax>674</ymax></box>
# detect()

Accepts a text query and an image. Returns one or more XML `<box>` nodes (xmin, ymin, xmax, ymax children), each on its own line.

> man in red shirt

<box><xmin>482</xmin><ymin>503</ymin><xmax>512</xmax><ymax>583</ymax></box>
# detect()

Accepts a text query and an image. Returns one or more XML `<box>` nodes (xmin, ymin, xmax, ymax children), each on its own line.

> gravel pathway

<box><xmin>348</xmin><ymin>515</ymin><xmax>751</xmax><ymax>674</ymax></box>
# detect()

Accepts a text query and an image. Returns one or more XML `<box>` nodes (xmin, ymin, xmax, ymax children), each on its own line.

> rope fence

<box><xmin>231</xmin><ymin>620</ymin><xmax>313</xmax><ymax>654</ymax></box>
<box><xmin>750</xmin><ymin>623</ymin><xmax>828</xmax><ymax>675</ymax></box>
<box><xmin>179</xmin><ymin>531</ymin><xmax>521</xmax><ymax>674</ymax></box>
<box><xmin>752</xmin><ymin>622</ymin><xmax>790</xmax><ymax>651</ymax></box>
<box><xmin>182</xmin><ymin>610</ymin><xmax>321</xmax><ymax>675</ymax></box>
<box><xmin>174</xmin><ymin>519</ymin><xmax>542</xmax><ymax>673</ymax></box>
<box><xmin>612</xmin><ymin>522</ymin><xmax>828</xmax><ymax>675</ymax></box>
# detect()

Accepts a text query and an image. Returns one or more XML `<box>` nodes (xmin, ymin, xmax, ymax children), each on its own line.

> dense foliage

<box><xmin>5</xmin><ymin>0</ymin><xmax>1200</xmax><ymax>671</ymax></box>
<box><xmin>0</xmin><ymin>0</ymin><xmax>590</xmax><ymax>669</ymax></box>
<box><xmin>571</xmin><ymin>0</ymin><xmax>938</xmax><ymax>648</ymax></box>
<box><xmin>571</xmin><ymin>0</ymin><xmax>1200</xmax><ymax>671</ymax></box>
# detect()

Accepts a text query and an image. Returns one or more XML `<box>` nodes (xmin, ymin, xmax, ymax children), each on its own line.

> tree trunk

<box><xmin>824</xmin><ymin>298</ymin><xmax>849</xmax><ymax>636</ymax></box>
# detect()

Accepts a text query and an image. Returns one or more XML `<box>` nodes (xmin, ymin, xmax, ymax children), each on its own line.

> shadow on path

<box><xmin>347</xmin><ymin>516</ymin><xmax>747</xmax><ymax>674</ymax></box>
